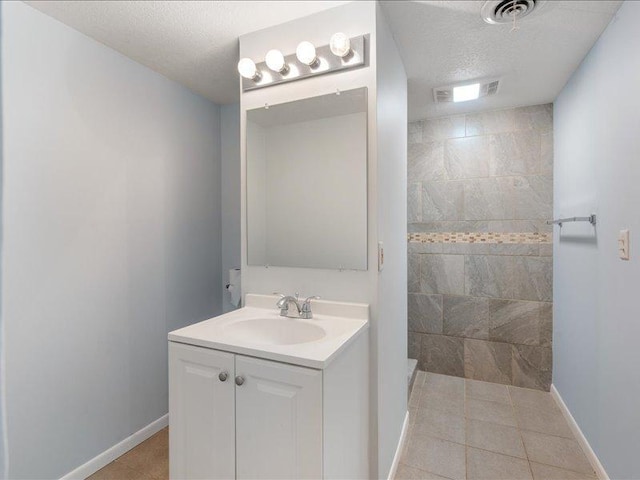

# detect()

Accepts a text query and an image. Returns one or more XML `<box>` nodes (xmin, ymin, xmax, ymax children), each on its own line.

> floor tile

<box><xmin>415</xmin><ymin>370</ymin><xmax>428</xmax><ymax>388</ymax></box>
<box><xmin>514</xmin><ymin>404</ymin><xmax>574</xmax><ymax>438</ymax></box>
<box><xmin>87</xmin><ymin>461</ymin><xmax>153</xmax><ymax>480</ymax></box>
<box><xmin>466</xmin><ymin>379</ymin><xmax>510</xmax><ymax>404</ymax></box>
<box><xmin>466</xmin><ymin>447</ymin><xmax>532</xmax><ymax>480</ymax></box>
<box><xmin>409</xmin><ymin>382</ymin><xmax>423</xmax><ymax>408</ymax></box>
<box><xmin>418</xmin><ymin>391</ymin><xmax>465</xmax><ymax>417</ymax></box>
<box><xmin>466</xmin><ymin>397</ymin><xmax>517</xmax><ymax>427</ymax></box>
<box><xmin>509</xmin><ymin>385</ymin><xmax>559</xmax><ymax>412</ymax></box>
<box><xmin>413</xmin><ymin>408</ymin><xmax>465</xmax><ymax>444</ymax></box>
<box><xmin>402</xmin><ymin>433</ymin><xmax>466</xmax><ymax>480</ymax></box>
<box><xmin>521</xmin><ymin>431</ymin><xmax>595</xmax><ymax>475</ymax></box>
<box><xmin>424</xmin><ymin>372</ymin><xmax>465</xmax><ymax>398</ymax></box>
<box><xmin>465</xmin><ymin>418</ymin><xmax>526</xmax><ymax>458</ymax></box>
<box><xmin>529</xmin><ymin>461</ymin><xmax>597</xmax><ymax>480</ymax></box>
<box><xmin>395</xmin><ymin>462</ymin><xmax>453</xmax><ymax>480</ymax></box>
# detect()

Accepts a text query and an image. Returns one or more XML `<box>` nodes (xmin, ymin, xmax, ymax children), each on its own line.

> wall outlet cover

<box><xmin>618</xmin><ymin>229</ymin><xmax>630</xmax><ymax>260</ymax></box>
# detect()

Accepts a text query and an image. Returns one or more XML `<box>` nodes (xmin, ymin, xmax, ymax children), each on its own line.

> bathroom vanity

<box><xmin>168</xmin><ymin>294</ymin><xmax>369</xmax><ymax>480</ymax></box>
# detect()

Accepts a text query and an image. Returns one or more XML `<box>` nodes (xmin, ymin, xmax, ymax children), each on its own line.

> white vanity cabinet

<box><xmin>170</xmin><ymin>340</ymin><xmax>363</xmax><ymax>480</ymax></box>
<box><xmin>168</xmin><ymin>295</ymin><xmax>370</xmax><ymax>480</ymax></box>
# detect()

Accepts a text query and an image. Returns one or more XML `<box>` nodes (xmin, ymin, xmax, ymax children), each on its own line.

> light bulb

<box><xmin>329</xmin><ymin>32</ymin><xmax>351</xmax><ymax>58</ymax></box>
<box><xmin>237</xmin><ymin>58</ymin><xmax>260</xmax><ymax>80</ymax></box>
<box><xmin>265</xmin><ymin>49</ymin><xmax>287</xmax><ymax>73</ymax></box>
<box><xmin>296</xmin><ymin>41</ymin><xmax>317</xmax><ymax>67</ymax></box>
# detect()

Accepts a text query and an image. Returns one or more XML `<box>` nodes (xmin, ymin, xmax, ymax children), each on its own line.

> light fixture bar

<box><xmin>241</xmin><ymin>35</ymin><xmax>367</xmax><ymax>92</ymax></box>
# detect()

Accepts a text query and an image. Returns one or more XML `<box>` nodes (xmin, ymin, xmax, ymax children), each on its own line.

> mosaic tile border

<box><xmin>407</xmin><ymin>232</ymin><xmax>552</xmax><ymax>244</ymax></box>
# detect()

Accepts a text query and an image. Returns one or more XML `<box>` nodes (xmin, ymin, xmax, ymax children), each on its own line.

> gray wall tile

<box><xmin>408</xmin><ymin>253</ymin><xmax>421</xmax><ymax>293</ymax></box>
<box><xmin>512</xmin><ymin>345</ymin><xmax>552</xmax><ymax>391</ymax></box>
<box><xmin>408</xmin><ymin>293</ymin><xmax>443</xmax><ymax>334</ymax></box>
<box><xmin>490</xmin><ymin>131</ymin><xmax>542</xmax><ymax>176</ymax></box>
<box><xmin>420</xmin><ymin>334</ymin><xmax>465</xmax><ymax>377</ymax></box>
<box><xmin>443</xmin><ymin>296</ymin><xmax>490</xmax><ymax>339</ymax></box>
<box><xmin>422</xmin><ymin>181</ymin><xmax>464</xmax><ymax>221</ymax></box>
<box><xmin>408</xmin><ymin>121</ymin><xmax>423</xmax><ymax>144</ymax></box>
<box><xmin>421</xmin><ymin>254</ymin><xmax>465</xmax><ymax>295</ymax></box>
<box><xmin>464</xmin><ymin>339</ymin><xmax>512</xmax><ymax>384</ymax></box>
<box><xmin>465</xmin><ymin>255</ymin><xmax>552</xmax><ymax>302</ymax></box>
<box><xmin>408</xmin><ymin>141</ymin><xmax>445</xmax><ymax>182</ymax></box>
<box><xmin>423</xmin><ymin>115</ymin><xmax>466</xmax><ymax>141</ymax></box>
<box><xmin>463</xmin><ymin>177</ymin><xmax>513</xmax><ymax>220</ymax></box>
<box><xmin>445</xmin><ymin>136</ymin><xmax>491</xmax><ymax>179</ymax></box>
<box><xmin>489</xmin><ymin>299</ymin><xmax>544</xmax><ymax>345</ymax></box>
<box><xmin>408</xmin><ymin>104</ymin><xmax>553</xmax><ymax>390</ymax></box>
<box><xmin>408</xmin><ymin>182</ymin><xmax>422</xmax><ymax>223</ymax></box>
<box><xmin>409</xmin><ymin>331</ymin><xmax>423</xmax><ymax>360</ymax></box>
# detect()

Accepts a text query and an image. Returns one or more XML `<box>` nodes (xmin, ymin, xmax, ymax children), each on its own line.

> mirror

<box><xmin>246</xmin><ymin>87</ymin><xmax>368</xmax><ymax>270</ymax></box>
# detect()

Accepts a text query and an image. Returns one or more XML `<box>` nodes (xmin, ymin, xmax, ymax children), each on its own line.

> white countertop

<box><xmin>168</xmin><ymin>294</ymin><xmax>369</xmax><ymax>369</ymax></box>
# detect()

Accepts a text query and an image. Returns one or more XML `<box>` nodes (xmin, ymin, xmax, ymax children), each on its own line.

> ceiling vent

<box><xmin>433</xmin><ymin>79</ymin><xmax>501</xmax><ymax>104</ymax></box>
<box><xmin>481</xmin><ymin>0</ymin><xmax>544</xmax><ymax>25</ymax></box>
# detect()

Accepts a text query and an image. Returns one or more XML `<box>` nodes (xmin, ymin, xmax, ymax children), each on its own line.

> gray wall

<box><xmin>1</xmin><ymin>3</ymin><xmax>222</xmax><ymax>478</ymax></box>
<box><xmin>221</xmin><ymin>103</ymin><xmax>241</xmax><ymax>313</ymax></box>
<box><xmin>554</xmin><ymin>2</ymin><xmax>640</xmax><ymax>478</ymax></box>
<box><xmin>375</xmin><ymin>3</ymin><xmax>408</xmax><ymax>475</ymax></box>
<box><xmin>408</xmin><ymin>104</ymin><xmax>554</xmax><ymax>390</ymax></box>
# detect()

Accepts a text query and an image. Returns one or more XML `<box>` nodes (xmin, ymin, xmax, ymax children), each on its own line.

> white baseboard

<box><xmin>387</xmin><ymin>411</ymin><xmax>410</xmax><ymax>480</ymax></box>
<box><xmin>550</xmin><ymin>385</ymin><xmax>608</xmax><ymax>480</ymax></box>
<box><xmin>60</xmin><ymin>414</ymin><xmax>169</xmax><ymax>480</ymax></box>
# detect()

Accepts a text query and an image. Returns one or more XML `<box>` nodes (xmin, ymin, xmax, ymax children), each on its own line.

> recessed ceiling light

<box><xmin>453</xmin><ymin>83</ymin><xmax>481</xmax><ymax>102</ymax></box>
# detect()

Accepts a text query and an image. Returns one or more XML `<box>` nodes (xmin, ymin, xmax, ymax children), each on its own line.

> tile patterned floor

<box><xmin>397</xmin><ymin>372</ymin><xmax>597</xmax><ymax>480</ymax></box>
<box><xmin>87</xmin><ymin>427</ymin><xmax>168</xmax><ymax>480</ymax></box>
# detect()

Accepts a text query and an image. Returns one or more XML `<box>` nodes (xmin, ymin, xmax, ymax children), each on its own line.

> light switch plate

<box><xmin>618</xmin><ymin>229</ymin><xmax>630</xmax><ymax>260</ymax></box>
<box><xmin>378</xmin><ymin>241</ymin><xmax>384</xmax><ymax>271</ymax></box>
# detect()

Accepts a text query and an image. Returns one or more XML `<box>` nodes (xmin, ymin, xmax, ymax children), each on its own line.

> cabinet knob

<box><xmin>235</xmin><ymin>375</ymin><xmax>245</xmax><ymax>386</ymax></box>
<box><xmin>218</xmin><ymin>372</ymin><xmax>228</xmax><ymax>382</ymax></box>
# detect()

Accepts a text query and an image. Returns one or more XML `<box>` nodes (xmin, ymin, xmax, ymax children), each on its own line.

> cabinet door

<box><xmin>169</xmin><ymin>342</ymin><xmax>235</xmax><ymax>480</ymax></box>
<box><xmin>235</xmin><ymin>356</ymin><xmax>322</xmax><ymax>480</ymax></box>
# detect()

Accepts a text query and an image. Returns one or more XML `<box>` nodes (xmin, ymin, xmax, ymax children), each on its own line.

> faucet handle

<box><xmin>303</xmin><ymin>295</ymin><xmax>321</xmax><ymax>305</ymax></box>
<box><xmin>301</xmin><ymin>296</ymin><xmax>320</xmax><ymax>319</ymax></box>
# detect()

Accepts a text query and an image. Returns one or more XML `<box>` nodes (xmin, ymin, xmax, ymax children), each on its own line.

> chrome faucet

<box><xmin>275</xmin><ymin>293</ymin><xmax>320</xmax><ymax>319</ymax></box>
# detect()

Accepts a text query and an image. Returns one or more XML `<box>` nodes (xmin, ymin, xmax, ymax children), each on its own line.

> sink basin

<box><xmin>222</xmin><ymin>318</ymin><xmax>326</xmax><ymax>346</ymax></box>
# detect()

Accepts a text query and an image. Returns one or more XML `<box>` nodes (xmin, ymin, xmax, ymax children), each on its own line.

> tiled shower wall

<box><xmin>407</xmin><ymin>104</ymin><xmax>553</xmax><ymax>391</ymax></box>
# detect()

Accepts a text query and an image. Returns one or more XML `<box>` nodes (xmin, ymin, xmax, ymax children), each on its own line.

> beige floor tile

<box><xmin>424</xmin><ymin>372</ymin><xmax>465</xmax><ymax>398</ymax></box>
<box><xmin>529</xmin><ymin>461</ymin><xmax>597</xmax><ymax>480</ymax></box>
<box><xmin>466</xmin><ymin>379</ymin><xmax>511</xmax><ymax>404</ymax></box>
<box><xmin>509</xmin><ymin>386</ymin><xmax>559</xmax><ymax>412</ymax></box>
<box><xmin>413</xmin><ymin>408</ymin><xmax>465</xmax><ymax>444</ymax></box>
<box><xmin>521</xmin><ymin>431</ymin><xmax>595</xmax><ymax>475</ymax></box>
<box><xmin>465</xmin><ymin>418</ymin><xmax>526</xmax><ymax>458</ymax></box>
<box><xmin>402</xmin><ymin>432</ymin><xmax>466</xmax><ymax>480</ymax></box>
<box><xmin>409</xmin><ymin>382</ymin><xmax>423</xmax><ymax>408</ymax></box>
<box><xmin>466</xmin><ymin>447</ymin><xmax>533</xmax><ymax>480</ymax></box>
<box><xmin>395</xmin><ymin>462</ymin><xmax>453</xmax><ymax>480</ymax></box>
<box><xmin>418</xmin><ymin>392</ymin><xmax>465</xmax><ymax>417</ymax></box>
<box><xmin>466</xmin><ymin>398</ymin><xmax>517</xmax><ymax>427</ymax></box>
<box><xmin>116</xmin><ymin>429</ymin><xmax>169</xmax><ymax>480</ymax></box>
<box><xmin>514</xmin><ymin>404</ymin><xmax>574</xmax><ymax>438</ymax></box>
<box><xmin>87</xmin><ymin>461</ymin><xmax>153</xmax><ymax>480</ymax></box>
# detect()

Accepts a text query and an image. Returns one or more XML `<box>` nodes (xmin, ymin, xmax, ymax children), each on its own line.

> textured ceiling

<box><xmin>381</xmin><ymin>0</ymin><xmax>622</xmax><ymax>120</ymax></box>
<box><xmin>25</xmin><ymin>0</ymin><xmax>622</xmax><ymax>120</ymax></box>
<box><xmin>24</xmin><ymin>0</ymin><xmax>350</xmax><ymax>105</ymax></box>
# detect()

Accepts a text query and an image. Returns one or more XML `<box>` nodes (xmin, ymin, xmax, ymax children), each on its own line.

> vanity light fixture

<box><xmin>329</xmin><ymin>32</ymin><xmax>352</xmax><ymax>58</ymax></box>
<box><xmin>237</xmin><ymin>58</ymin><xmax>261</xmax><ymax>81</ymax></box>
<box><xmin>239</xmin><ymin>34</ymin><xmax>367</xmax><ymax>91</ymax></box>
<box><xmin>296</xmin><ymin>41</ymin><xmax>318</xmax><ymax>67</ymax></box>
<box><xmin>265</xmin><ymin>49</ymin><xmax>288</xmax><ymax>74</ymax></box>
<box><xmin>453</xmin><ymin>83</ymin><xmax>481</xmax><ymax>102</ymax></box>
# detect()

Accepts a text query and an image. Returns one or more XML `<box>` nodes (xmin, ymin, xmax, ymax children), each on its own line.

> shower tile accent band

<box><xmin>407</xmin><ymin>232</ymin><xmax>552</xmax><ymax>244</ymax></box>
